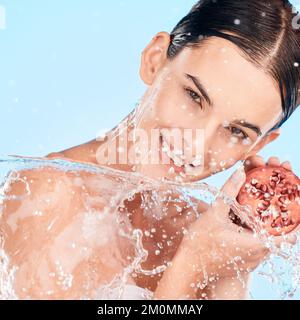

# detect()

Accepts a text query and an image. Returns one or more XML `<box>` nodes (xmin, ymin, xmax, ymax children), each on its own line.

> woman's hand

<box><xmin>244</xmin><ymin>154</ymin><xmax>292</xmax><ymax>173</ymax></box>
<box><xmin>242</xmin><ymin>155</ymin><xmax>299</xmax><ymax>246</ymax></box>
<box><xmin>199</xmin><ymin>155</ymin><xmax>299</xmax><ymax>299</ymax></box>
<box><xmin>154</xmin><ymin>166</ymin><xmax>266</xmax><ymax>299</ymax></box>
<box><xmin>154</xmin><ymin>156</ymin><xmax>299</xmax><ymax>299</ymax></box>
<box><xmin>179</xmin><ymin>166</ymin><xmax>268</xmax><ymax>281</ymax></box>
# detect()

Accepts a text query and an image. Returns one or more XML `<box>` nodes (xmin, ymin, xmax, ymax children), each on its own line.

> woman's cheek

<box><xmin>207</xmin><ymin>144</ymin><xmax>244</xmax><ymax>171</ymax></box>
<box><xmin>154</xmin><ymin>98</ymin><xmax>194</xmax><ymax>127</ymax></box>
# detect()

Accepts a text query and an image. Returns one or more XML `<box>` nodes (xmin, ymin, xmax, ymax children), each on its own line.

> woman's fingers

<box><xmin>223</xmin><ymin>227</ymin><xmax>269</xmax><ymax>261</ymax></box>
<box><xmin>267</xmin><ymin>157</ymin><xmax>292</xmax><ymax>171</ymax></box>
<box><xmin>273</xmin><ymin>224</ymin><xmax>300</xmax><ymax>247</ymax></box>
<box><xmin>196</xmin><ymin>199</ymin><xmax>210</xmax><ymax>213</ymax></box>
<box><xmin>266</xmin><ymin>156</ymin><xmax>281</xmax><ymax>166</ymax></box>
<box><xmin>244</xmin><ymin>156</ymin><xmax>293</xmax><ymax>172</ymax></box>
<box><xmin>214</xmin><ymin>167</ymin><xmax>246</xmax><ymax>218</ymax></box>
<box><xmin>244</xmin><ymin>155</ymin><xmax>265</xmax><ymax>173</ymax></box>
<box><xmin>281</xmin><ymin>161</ymin><xmax>292</xmax><ymax>171</ymax></box>
<box><xmin>220</xmin><ymin>167</ymin><xmax>246</xmax><ymax>200</ymax></box>
<box><xmin>273</xmin><ymin>234</ymin><xmax>297</xmax><ymax>248</ymax></box>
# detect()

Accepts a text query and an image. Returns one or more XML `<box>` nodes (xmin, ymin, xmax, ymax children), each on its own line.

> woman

<box><xmin>1</xmin><ymin>0</ymin><xmax>300</xmax><ymax>299</ymax></box>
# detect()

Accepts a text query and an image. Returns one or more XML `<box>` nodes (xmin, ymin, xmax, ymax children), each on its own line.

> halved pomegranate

<box><xmin>236</xmin><ymin>165</ymin><xmax>300</xmax><ymax>236</ymax></box>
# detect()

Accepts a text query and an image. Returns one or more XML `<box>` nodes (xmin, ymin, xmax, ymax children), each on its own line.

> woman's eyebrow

<box><xmin>185</xmin><ymin>73</ymin><xmax>262</xmax><ymax>136</ymax></box>
<box><xmin>185</xmin><ymin>73</ymin><xmax>213</xmax><ymax>107</ymax></box>
<box><xmin>232</xmin><ymin>120</ymin><xmax>262</xmax><ymax>136</ymax></box>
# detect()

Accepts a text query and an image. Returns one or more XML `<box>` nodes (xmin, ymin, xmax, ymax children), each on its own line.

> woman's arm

<box><xmin>0</xmin><ymin>167</ymin><xmax>127</xmax><ymax>299</ymax></box>
<box><xmin>153</xmin><ymin>167</ymin><xmax>267</xmax><ymax>300</ymax></box>
<box><xmin>201</xmin><ymin>275</ymin><xmax>250</xmax><ymax>300</ymax></box>
<box><xmin>153</xmin><ymin>241</ymin><xmax>200</xmax><ymax>300</ymax></box>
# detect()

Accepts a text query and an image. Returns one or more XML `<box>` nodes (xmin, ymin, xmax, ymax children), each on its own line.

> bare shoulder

<box><xmin>0</xmin><ymin>166</ymin><xmax>83</xmax><ymax>260</ymax></box>
<box><xmin>1</xmin><ymin>166</ymin><xmax>77</xmax><ymax>220</ymax></box>
<box><xmin>0</xmin><ymin>166</ymin><xmax>125</xmax><ymax>299</ymax></box>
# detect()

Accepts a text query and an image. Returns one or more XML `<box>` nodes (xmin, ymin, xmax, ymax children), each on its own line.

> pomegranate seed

<box><xmin>278</xmin><ymin>183</ymin><xmax>284</xmax><ymax>188</ymax></box>
<box><xmin>259</xmin><ymin>194</ymin><xmax>265</xmax><ymax>200</ymax></box>
<box><xmin>261</xmin><ymin>185</ymin><xmax>267</xmax><ymax>192</ymax></box>
<box><xmin>277</xmin><ymin>219</ymin><xmax>283</xmax><ymax>227</ymax></box>
<box><xmin>269</xmin><ymin>182</ymin><xmax>275</xmax><ymax>189</ymax></box>
<box><xmin>288</xmin><ymin>194</ymin><xmax>295</xmax><ymax>201</ymax></box>
<box><xmin>256</xmin><ymin>183</ymin><xmax>262</xmax><ymax>189</ymax></box>
<box><xmin>251</xmin><ymin>179</ymin><xmax>258</xmax><ymax>185</ymax></box>
<box><xmin>262</xmin><ymin>200</ymin><xmax>270</xmax><ymax>207</ymax></box>
<box><xmin>255</xmin><ymin>192</ymin><xmax>261</xmax><ymax>198</ymax></box>
<box><xmin>278</xmin><ymin>196</ymin><xmax>288</xmax><ymax>204</ymax></box>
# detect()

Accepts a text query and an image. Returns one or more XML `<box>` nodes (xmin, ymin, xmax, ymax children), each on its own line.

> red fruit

<box><xmin>236</xmin><ymin>165</ymin><xmax>300</xmax><ymax>236</ymax></box>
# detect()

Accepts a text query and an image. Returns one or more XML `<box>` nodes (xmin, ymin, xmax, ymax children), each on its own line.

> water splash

<box><xmin>0</xmin><ymin>155</ymin><xmax>299</xmax><ymax>300</ymax></box>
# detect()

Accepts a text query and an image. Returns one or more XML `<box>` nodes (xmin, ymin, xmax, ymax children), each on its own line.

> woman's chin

<box><xmin>134</xmin><ymin>163</ymin><xmax>210</xmax><ymax>183</ymax></box>
<box><xmin>134</xmin><ymin>163</ymin><xmax>174</xmax><ymax>181</ymax></box>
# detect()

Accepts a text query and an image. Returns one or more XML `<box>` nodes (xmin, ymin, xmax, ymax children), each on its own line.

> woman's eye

<box><xmin>227</xmin><ymin>126</ymin><xmax>248</xmax><ymax>140</ymax></box>
<box><xmin>185</xmin><ymin>88</ymin><xmax>203</xmax><ymax>108</ymax></box>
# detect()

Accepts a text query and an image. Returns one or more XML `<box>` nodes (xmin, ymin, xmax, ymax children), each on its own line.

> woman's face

<box><xmin>134</xmin><ymin>32</ymin><xmax>282</xmax><ymax>182</ymax></box>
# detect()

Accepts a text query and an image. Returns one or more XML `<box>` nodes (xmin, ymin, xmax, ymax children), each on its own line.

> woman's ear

<box><xmin>245</xmin><ymin>128</ymin><xmax>281</xmax><ymax>158</ymax></box>
<box><xmin>139</xmin><ymin>32</ymin><xmax>171</xmax><ymax>85</ymax></box>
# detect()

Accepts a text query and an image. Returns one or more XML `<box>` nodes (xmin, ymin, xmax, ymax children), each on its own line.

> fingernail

<box><xmin>238</xmin><ymin>166</ymin><xmax>246</xmax><ymax>179</ymax></box>
<box><xmin>233</xmin><ymin>167</ymin><xmax>246</xmax><ymax>184</ymax></box>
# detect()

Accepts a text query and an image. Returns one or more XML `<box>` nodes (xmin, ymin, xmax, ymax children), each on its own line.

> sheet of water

<box><xmin>0</xmin><ymin>156</ymin><xmax>299</xmax><ymax>300</ymax></box>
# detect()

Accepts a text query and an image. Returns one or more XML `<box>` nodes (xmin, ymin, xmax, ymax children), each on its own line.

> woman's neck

<box><xmin>47</xmin><ymin>110</ymin><xmax>138</xmax><ymax>173</ymax></box>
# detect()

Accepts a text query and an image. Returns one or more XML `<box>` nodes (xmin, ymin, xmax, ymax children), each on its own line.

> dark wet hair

<box><xmin>167</xmin><ymin>0</ymin><xmax>300</xmax><ymax>132</ymax></box>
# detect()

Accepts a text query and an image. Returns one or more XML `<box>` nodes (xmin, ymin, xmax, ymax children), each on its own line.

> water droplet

<box><xmin>243</xmin><ymin>138</ymin><xmax>251</xmax><ymax>145</ymax></box>
<box><xmin>220</xmin><ymin>160</ymin><xmax>226</xmax><ymax>167</ymax></box>
<box><xmin>168</xmin><ymin>167</ymin><xmax>175</xmax><ymax>175</ymax></box>
<box><xmin>157</xmin><ymin>242</ymin><xmax>163</xmax><ymax>249</ymax></box>
<box><xmin>230</xmin><ymin>136</ymin><xmax>239</xmax><ymax>144</ymax></box>
<box><xmin>33</xmin><ymin>210</ymin><xmax>43</xmax><ymax>216</ymax></box>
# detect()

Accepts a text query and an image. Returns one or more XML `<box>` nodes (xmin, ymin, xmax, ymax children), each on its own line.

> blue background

<box><xmin>0</xmin><ymin>0</ymin><xmax>300</xmax><ymax>299</ymax></box>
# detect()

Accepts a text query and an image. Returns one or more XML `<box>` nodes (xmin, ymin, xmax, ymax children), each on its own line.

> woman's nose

<box><xmin>184</xmin><ymin>123</ymin><xmax>219</xmax><ymax>166</ymax></box>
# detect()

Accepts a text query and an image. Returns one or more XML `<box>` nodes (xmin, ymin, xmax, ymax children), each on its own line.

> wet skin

<box><xmin>1</xmin><ymin>32</ymin><xmax>297</xmax><ymax>299</ymax></box>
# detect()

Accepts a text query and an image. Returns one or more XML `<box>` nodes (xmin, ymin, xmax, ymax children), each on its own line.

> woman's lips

<box><xmin>160</xmin><ymin>134</ymin><xmax>188</xmax><ymax>176</ymax></box>
<box><xmin>159</xmin><ymin>134</ymin><xmax>205</xmax><ymax>178</ymax></box>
